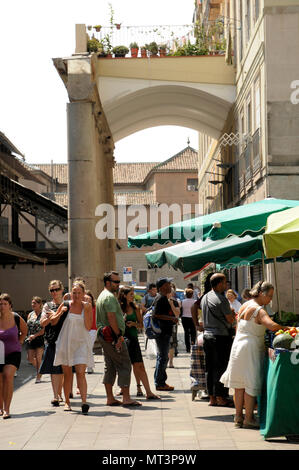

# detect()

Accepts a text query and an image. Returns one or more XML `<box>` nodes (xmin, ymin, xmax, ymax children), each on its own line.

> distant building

<box><xmin>33</xmin><ymin>145</ymin><xmax>200</xmax><ymax>289</ymax></box>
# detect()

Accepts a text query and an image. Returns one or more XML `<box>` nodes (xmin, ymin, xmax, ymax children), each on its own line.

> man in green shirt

<box><xmin>96</xmin><ymin>271</ymin><xmax>141</xmax><ymax>407</ymax></box>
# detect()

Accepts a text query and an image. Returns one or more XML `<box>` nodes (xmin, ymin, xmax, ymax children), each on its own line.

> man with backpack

<box><xmin>152</xmin><ymin>277</ymin><xmax>178</xmax><ymax>392</ymax></box>
<box><xmin>141</xmin><ymin>283</ymin><xmax>157</xmax><ymax>313</ymax></box>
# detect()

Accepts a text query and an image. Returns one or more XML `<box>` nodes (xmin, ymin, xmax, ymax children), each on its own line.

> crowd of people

<box><xmin>0</xmin><ymin>270</ymin><xmax>291</xmax><ymax>429</ymax></box>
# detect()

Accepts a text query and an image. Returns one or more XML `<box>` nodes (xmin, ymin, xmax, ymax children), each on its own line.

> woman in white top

<box><xmin>50</xmin><ymin>282</ymin><xmax>93</xmax><ymax>414</ymax></box>
<box><xmin>226</xmin><ymin>289</ymin><xmax>242</xmax><ymax>315</ymax></box>
<box><xmin>220</xmin><ymin>281</ymin><xmax>286</xmax><ymax>429</ymax></box>
<box><xmin>181</xmin><ymin>289</ymin><xmax>197</xmax><ymax>353</ymax></box>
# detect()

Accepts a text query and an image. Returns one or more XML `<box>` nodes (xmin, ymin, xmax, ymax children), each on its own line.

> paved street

<box><xmin>1</xmin><ymin>326</ymin><xmax>299</xmax><ymax>451</ymax></box>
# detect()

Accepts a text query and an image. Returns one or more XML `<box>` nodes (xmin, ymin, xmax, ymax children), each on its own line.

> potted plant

<box><xmin>130</xmin><ymin>42</ymin><xmax>139</xmax><ymax>58</ymax></box>
<box><xmin>87</xmin><ymin>38</ymin><xmax>102</xmax><ymax>53</ymax></box>
<box><xmin>115</xmin><ymin>23</ymin><xmax>121</xmax><ymax>30</ymax></box>
<box><xmin>159</xmin><ymin>44</ymin><xmax>167</xmax><ymax>57</ymax></box>
<box><xmin>146</xmin><ymin>41</ymin><xmax>159</xmax><ymax>57</ymax></box>
<box><xmin>140</xmin><ymin>46</ymin><xmax>147</xmax><ymax>58</ymax></box>
<box><xmin>94</xmin><ymin>25</ymin><xmax>102</xmax><ymax>32</ymax></box>
<box><xmin>112</xmin><ymin>45</ymin><xmax>129</xmax><ymax>57</ymax></box>
<box><xmin>87</xmin><ymin>25</ymin><xmax>92</xmax><ymax>31</ymax></box>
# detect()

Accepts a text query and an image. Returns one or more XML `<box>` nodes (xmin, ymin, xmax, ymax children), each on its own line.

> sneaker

<box><xmin>156</xmin><ymin>384</ymin><xmax>174</xmax><ymax>391</ymax></box>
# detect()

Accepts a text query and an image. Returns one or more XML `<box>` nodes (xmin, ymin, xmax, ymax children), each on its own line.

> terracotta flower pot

<box><xmin>141</xmin><ymin>49</ymin><xmax>147</xmax><ymax>58</ymax></box>
<box><xmin>159</xmin><ymin>49</ymin><xmax>166</xmax><ymax>57</ymax></box>
<box><xmin>131</xmin><ymin>48</ymin><xmax>138</xmax><ymax>58</ymax></box>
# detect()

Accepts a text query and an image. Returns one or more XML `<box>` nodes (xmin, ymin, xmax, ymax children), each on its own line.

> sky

<box><xmin>0</xmin><ymin>0</ymin><xmax>198</xmax><ymax>165</ymax></box>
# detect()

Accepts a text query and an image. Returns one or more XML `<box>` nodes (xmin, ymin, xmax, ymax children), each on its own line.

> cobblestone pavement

<box><xmin>0</xmin><ymin>327</ymin><xmax>298</xmax><ymax>451</ymax></box>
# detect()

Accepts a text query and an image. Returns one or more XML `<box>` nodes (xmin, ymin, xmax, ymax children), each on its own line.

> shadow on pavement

<box><xmin>196</xmin><ymin>414</ymin><xmax>234</xmax><ymax>423</ymax></box>
<box><xmin>11</xmin><ymin>411</ymin><xmax>56</xmax><ymax>419</ymax></box>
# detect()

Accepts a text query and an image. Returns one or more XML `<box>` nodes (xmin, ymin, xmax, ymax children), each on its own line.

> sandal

<box><xmin>136</xmin><ymin>385</ymin><xmax>144</xmax><ymax>397</ymax></box>
<box><xmin>81</xmin><ymin>403</ymin><xmax>89</xmax><ymax>415</ymax></box>
<box><xmin>64</xmin><ymin>404</ymin><xmax>72</xmax><ymax>412</ymax></box>
<box><xmin>51</xmin><ymin>399</ymin><xmax>60</xmax><ymax>407</ymax></box>
<box><xmin>216</xmin><ymin>398</ymin><xmax>235</xmax><ymax>408</ymax></box>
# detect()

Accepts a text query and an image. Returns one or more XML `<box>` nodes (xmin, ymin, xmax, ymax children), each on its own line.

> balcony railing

<box><xmin>86</xmin><ymin>21</ymin><xmax>226</xmax><ymax>57</ymax></box>
<box><xmin>237</xmin><ymin>128</ymin><xmax>262</xmax><ymax>193</ymax></box>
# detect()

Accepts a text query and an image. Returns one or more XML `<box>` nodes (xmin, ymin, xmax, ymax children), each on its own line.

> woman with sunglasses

<box><xmin>51</xmin><ymin>281</ymin><xmax>93</xmax><ymax>414</ymax></box>
<box><xmin>40</xmin><ymin>280</ymin><xmax>68</xmax><ymax>407</ymax></box>
<box><xmin>26</xmin><ymin>296</ymin><xmax>44</xmax><ymax>383</ymax></box>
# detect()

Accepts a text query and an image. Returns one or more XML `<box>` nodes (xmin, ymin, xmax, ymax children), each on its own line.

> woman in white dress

<box><xmin>50</xmin><ymin>282</ymin><xmax>93</xmax><ymax>414</ymax></box>
<box><xmin>220</xmin><ymin>281</ymin><xmax>286</xmax><ymax>429</ymax></box>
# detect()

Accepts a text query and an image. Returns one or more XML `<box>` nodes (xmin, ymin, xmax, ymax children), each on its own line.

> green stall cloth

<box><xmin>146</xmin><ymin>235</ymin><xmax>264</xmax><ymax>273</ymax></box>
<box><xmin>259</xmin><ymin>351</ymin><xmax>299</xmax><ymax>439</ymax></box>
<box><xmin>263</xmin><ymin>206</ymin><xmax>299</xmax><ymax>259</ymax></box>
<box><xmin>218</xmin><ymin>252</ymin><xmax>299</xmax><ymax>270</ymax></box>
<box><xmin>128</xmin><ymin>198</ymin><xmax>299</xmax><ymax>248</ymax></box>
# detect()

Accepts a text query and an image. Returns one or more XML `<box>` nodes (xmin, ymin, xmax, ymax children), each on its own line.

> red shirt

<box><xmin>91</xmin><ymin>306</ymin><xmax>97</xmax><ymax>330</ymax></box>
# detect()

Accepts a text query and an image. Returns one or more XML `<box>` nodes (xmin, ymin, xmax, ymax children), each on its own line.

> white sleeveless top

<box><xmin>54</xmin><ymin>303</ymin><xmax>94</xmax><ymax>368</ymax></box>
<box><xmin>220</xmin><ymin>300</ymin><xmax>267</xmax><ymax>396</ymax></box>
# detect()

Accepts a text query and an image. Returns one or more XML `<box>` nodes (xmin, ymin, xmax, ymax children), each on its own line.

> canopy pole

<box><xmin>273</xmin><ymin>258</ymin><xmax>281</xmax><ymax>320</ymax></box>
<box><xmin>291</xmin><ymin>257</ymin><xmax>296</xmax><ymax>314</ymax></box>
<box><xmin>262</xmin><ymin>255</ymin><xmax>265</xmax><ymax>280</ymax></box>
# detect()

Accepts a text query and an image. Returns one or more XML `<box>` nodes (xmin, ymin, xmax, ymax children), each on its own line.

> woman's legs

<box><xmin>51</xmin><ymin>373</ymin><xmax>63</xmax><ymax>401</ymax></box>
<box><xmin>27</xmin><ymin>349</ymin><xmax>37</xmax><ymax>369</ymax></box>
<box><xmin>244</xmin><ymin>392</ymin><xmax>257</xmax><ymax>422</ymax></box>
<box><xmin>35</xmin><ymin>348</ymin><xmax>44</xmax><ymax>381</ymax></box>
<box><xmin>75</xmin><ymin>364</ymin><xmax>87</xmax><ymax>404</ymax></box>
<box><xmin>234</xmin><ymin>389</ymin><xmax>245</xmax><ymax>420</ymax></box>
<box><xmin>181</xmin><ymin>317</ymin><xmax>191</xmax><ymax>352</ymax></box>
<box><xmin>62</xmin><ymin>366</ymin><xmax>73</xmax><ymax>406</ymax></box>
<box><xmin>133</xmin><ymin>362</ymin><xmax>159</xmax><ymax>398</ymax></box>
<box><xmin>168</xmin><ymin>347</ymin><xmax>175</xmax><ymax>367</ymax></box>
<box><xmin>2</xmin><ymin>365</ymin><xmax>16</xmax><ymax>416</ymax></box>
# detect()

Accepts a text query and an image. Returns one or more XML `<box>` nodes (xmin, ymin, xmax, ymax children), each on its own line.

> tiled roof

<box><xmin>114</xmin><ymin>147</ymin><xmax>198</xmax><ymax>184</ymax></box>
<box><xmin>31</xmin><ymin>163</ymin><xmax>68</xmax><ymax>184</ymax></box>
<box><xmin>41</xmin><ymin>191</ymin><xmax>156</xmax><ymax>208</ymax></box>
<box><xmin>113</xmin><ymin>163</ymin><xmax>157</xmax><ymax>184</ymax></box>
<box><xmin>42</xmin><ymin>192</ymin><xmax>68</xmax><ymax>208</ymax></box>
<box><xmin>31</xmin><ymin>147</ymin><xmax>198</xmax><ymax>186</ymax></box>
<box><xmin>114</xmin><ymin>191</ymin><xmax>156</xmax><ymax>206</ymax></box>
<box><xmin>153</xmin><ymin>146</ymin><xmax>198</xmax><ymax>172</ymax></box>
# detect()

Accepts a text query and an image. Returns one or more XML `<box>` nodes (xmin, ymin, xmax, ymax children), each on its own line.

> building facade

<box><xmin>197</xmin><ymin>0</ymin><xmax>299</xmax><ymax>310</ymax></box>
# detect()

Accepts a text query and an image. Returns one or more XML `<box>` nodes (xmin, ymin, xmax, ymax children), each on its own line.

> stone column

<box><xmin>67</xmin><ymin>101</ymin><xmax>99</xmax><ymax>295</ymax></box>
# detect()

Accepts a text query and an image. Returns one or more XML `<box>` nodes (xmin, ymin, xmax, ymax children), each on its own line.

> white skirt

<box><xmin>54</xmin><ymin>313</ymin><xmax>94</xmax><ymax>368</ymax></box>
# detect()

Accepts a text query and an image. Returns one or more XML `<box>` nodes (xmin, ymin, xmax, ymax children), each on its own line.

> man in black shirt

<box><xmin>153</xmin><ymin>277</ymin><xmax>178</xmax><ymax>391</ymax></box>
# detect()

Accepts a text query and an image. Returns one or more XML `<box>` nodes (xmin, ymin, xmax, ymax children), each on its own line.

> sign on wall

<box><xmin>123</xmin><ymin>266</ymin><xmax>133</xmax><ymax>283</ymax></box>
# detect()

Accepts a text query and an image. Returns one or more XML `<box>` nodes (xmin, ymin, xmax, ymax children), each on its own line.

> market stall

<box><xmin>259</xmin><ymin>207</ymin><xmax>299</xmax><ymax>440</ymax></box>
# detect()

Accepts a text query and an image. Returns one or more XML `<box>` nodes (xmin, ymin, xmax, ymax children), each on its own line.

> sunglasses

<box><xmin>50</xmin><ymin>288</ymin><xmax>61</xmax><ymax>293</ymax></box>
<box><xmin>110</xmin><ymin>280</ymin><xmax>120</xmax><ymax>284</ymax></box>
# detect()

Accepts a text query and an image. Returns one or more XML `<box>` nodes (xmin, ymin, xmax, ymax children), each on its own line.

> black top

<box><xmin>43</xmin><ymin>301</ymin><xmax>69</xmax><ymax>344</ymax></box>
<box><xmin>153</xmin><ymin>294</ymin><xmax>174</xmax><ymax>336</ymax></box>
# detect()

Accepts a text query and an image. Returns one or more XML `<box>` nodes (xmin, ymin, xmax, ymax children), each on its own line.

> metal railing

<box><xmin>89</xmin><ymin>24</ymin><xmax>195</xmax><ymax>52</ymax></box>
<box><xmin>87</xmin><ymin>21</ymin><xmax>226</xmax><ymax>56</ymax></box>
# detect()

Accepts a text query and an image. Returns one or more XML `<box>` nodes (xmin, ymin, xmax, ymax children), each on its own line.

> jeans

<box><xmin>154</xmin><ymin>334</ymin><xmax>171</xmax><ymax>387</ymax></box>
<box><xmin>203</xmin><ymin>334</ymin><xmax>232</xmax><ymax>398</ymax></box>
<box><xmin>181</xmin><ymin>317</ymin><xmax>196</xmax><ymax>352</ymax></box>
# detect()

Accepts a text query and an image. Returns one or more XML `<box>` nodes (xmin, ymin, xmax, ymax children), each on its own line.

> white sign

<box><xmin>123</xmin><ymin>267</ymin><xmax>133</xmax><ymax>283</ymax></box>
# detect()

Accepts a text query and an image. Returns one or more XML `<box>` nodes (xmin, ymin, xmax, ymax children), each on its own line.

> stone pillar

<box><xmin>67</xmin><ymin>101</ymin><xmax>99</xmax><ymax>295</ymax></box>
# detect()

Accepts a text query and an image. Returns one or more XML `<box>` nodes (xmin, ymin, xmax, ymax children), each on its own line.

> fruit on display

<box><xmin>273</xmin><ymin>333</ymin><xmax>295</xmax><ymax>350</ymax></box>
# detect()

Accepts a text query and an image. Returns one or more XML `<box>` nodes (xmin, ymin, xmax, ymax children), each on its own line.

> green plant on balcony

<box><xmin>103</xmin><ymin>34</ymin><xmax>113</xmax><ymax>56</ymax></box>
<box><xmin>171</xmin><ymin>41</ymin><xmax>208</xmax><ymax>57</ymax></box>
<box><xmin>130</xmin><ymin>42</ymin><xmax>139</xmax><ymax>58</ymax></box>
<box><xmin>87</xmin><ymin>38</ymin><xmax>102</xmax><ymax>53</ymax></box>
<box><xmin>146</xmin><ymin>41</ymin><xmax>159</xmax><ymax>56</ymax></box>
<box><xmin>159</xmin><ymin>44</ymin><xmax>167</xmax><ymax>57</ymax></box>
<box><xmin>94</xmin><ymin>25</ymin><xmax>102</xmax><ymax>32</ymax></box>
<box><xmin>112</xmin><ymin>45</ymin><xmax>129</xmax><ymax>57</ymax></box>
